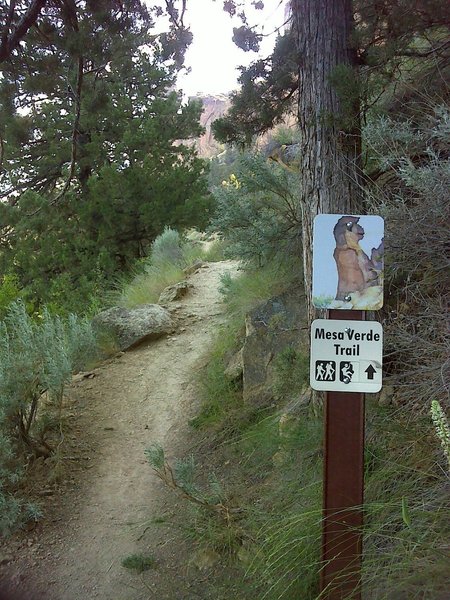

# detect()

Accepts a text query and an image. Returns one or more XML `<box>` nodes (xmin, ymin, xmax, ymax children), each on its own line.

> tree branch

<box><xmin>0</xmin><ymin>0</ymin><xmax>47</xmax><ymax>64</ymax></box>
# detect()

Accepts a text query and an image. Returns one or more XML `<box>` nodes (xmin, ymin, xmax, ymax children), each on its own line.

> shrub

<box><xmin>0</xmin><ymin>274</ymin><xmax>23</xmax><ymax>320</ymax></box>
<box><xmin>219</xmin><ymin>260</ymin><xmax>299</xmax><ymax>321</ymax></box>
<box><xmin>114</xmin><ymin>227</ymin><xmax>205</xmax><ymax>308</ymax></box>
<box><xmin>150</xmin><ymin>226</ymin><xmax>185</xmax><ymax>267</ymax></box>
<box><xmin>366</xmin><ymin>104</ymin><xmax>450</xmax><ymax>409</ymax></box>
<box><xmin>0</xmin><ymin>301</ymin><xmax>97</xmax><ymax>535</ymax></box>
<box><xmin>210</xmin><ymin>153</ymin><xmax>302</xmax><ymax>265</ymax></box>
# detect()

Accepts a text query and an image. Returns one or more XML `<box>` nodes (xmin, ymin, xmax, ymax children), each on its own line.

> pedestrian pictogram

<box><xmin>316</xmin><ymin>360</ymin><xmax>336</xmax><ymax>381</ymax></box>
<box><xmin>339</xmin><ymin>361</ymin><xmax>355</xmax><ymax>384</ymax></box>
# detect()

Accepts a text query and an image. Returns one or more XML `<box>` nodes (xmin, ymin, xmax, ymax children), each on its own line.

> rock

<box><xmin>224</xmin><ymin>348</ymin><xmax>244</xmax><ymax>381</ymax></box>
<box><xmin>0</xmin><ymin>553</ymin><xmax>13</xmax><ymax>566</ymax></box>
<box><xmin>92</xmin><ymin>305</ymin><xmax>172</xmax><ymax>351</ymax></box>
<box><xmin>183</xmin><ymin>260</ymin><xmax>206</xmax><ymax>276</ymax></box>
<box><xmin>158</xmin><ymin>281</ymin><xmax>193</xmax><ymax>304</ymax></box>
<box><xmin>242</xmin><ymin>287</ymin><xmax>307</xmax><ymax>405</ymax></box>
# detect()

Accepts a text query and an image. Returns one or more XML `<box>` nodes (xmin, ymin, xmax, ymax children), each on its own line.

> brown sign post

<box><xmin>320</xmin><ymin>309</ymin><xmax>365</xmax><ymax>599</ymax></box>
<box><xmin>311</xmin><ymin>214</ymin><xmax>385</xmax><ymax>599</ymax></box>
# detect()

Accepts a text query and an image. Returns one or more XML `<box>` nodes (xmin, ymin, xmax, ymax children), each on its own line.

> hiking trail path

<box><xmin>1</xmin><ymin>260</ymin><xmax>239</xmax><ymax>600</ymax></box>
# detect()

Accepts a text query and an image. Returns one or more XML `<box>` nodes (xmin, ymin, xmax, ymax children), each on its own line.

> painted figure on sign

<box><xmin>340</xmin><ymin>362</ymin><xmax>354</xmax><ymax>384</ymax></box>
<box><xmin>333</xmin><ymin>216</ymin><xmax>383</xmax><ymax>301</ymax></box>
<box><xmin>325</xmin><ymin>362</ymin><xmax>335</xmax><ymax>381</ymax></box>
<box><xmin>316</xmin><ymin>362</ymin><xmax>325</xmax><ymax>381</ymax></box>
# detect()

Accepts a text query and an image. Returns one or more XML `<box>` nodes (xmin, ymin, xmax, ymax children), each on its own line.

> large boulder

<box><xmin>242</xmin><ymin>287</ymin><xmax>307</xmax><ymax>405</ymax></box>
<box><xmin>93</xmin><ymin>305</ymin><xmax>172</xmax><ymax>351</ymax></box>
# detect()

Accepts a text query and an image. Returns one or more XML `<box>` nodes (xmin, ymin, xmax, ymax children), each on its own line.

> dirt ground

<box><xmin>0</xmin><ymin>260</ymin><xmax>240</xmax><ymax>600</ymax></box>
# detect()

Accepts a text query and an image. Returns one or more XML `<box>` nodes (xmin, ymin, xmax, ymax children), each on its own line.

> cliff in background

<box><xmin>190</xmin><ymin>93</ymin><xmax>230</xmax><ymax>158</ymax></box>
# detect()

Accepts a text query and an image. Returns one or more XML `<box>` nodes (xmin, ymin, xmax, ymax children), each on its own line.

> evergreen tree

<box><xmin>213</xmin><ymin>0</ymin><xmax>449</xmax><ymax>321</ymax></box>
<box><xmin>0</xmin><ymin>1</ymin><xmax>210</xmax><ymax>311</ymax></box>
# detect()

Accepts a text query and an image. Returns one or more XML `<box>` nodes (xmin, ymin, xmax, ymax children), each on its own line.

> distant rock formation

<box><xmin>189</xmin><ymin>93</ymin><xmax>230</xmax><ymax>158</ymax></box>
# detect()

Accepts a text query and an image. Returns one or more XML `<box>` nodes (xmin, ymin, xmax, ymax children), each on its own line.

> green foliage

<box><xmin>201</xmin><ymin>237</ymin><xmax>228</xmax><ymax>262</ymax></box>
<box><xmin>272</xmin><ymin>347</ymin><xmax>309</xmax><ymax>402</ymax></box>
<box><xmin>215</xmin><ymin>2</ymin><xmax>450</xmax><ymax>145</ymax></box>
<box><xmin>190</xmin><ymin>345</ymin><xmax>242</xmax><ymax>430</ymax></box>
<box><xmin>366</xmin><ymin>104</ymin><xmax>450</xmax><ymax>408</ymax></box>
<box><xmin>0</xmin><ymin>274</ymin><xmax>23</xmax><ymax>319</ymax></box>
<box><xmin>121</xmin><ymin>553</ymin><xmax>156</xmax><ymax>573</ymax></box>
<box><xmin>227</xmin><ymin>406</ymin><xmax>323</xmax><ymax>600</ymax></box>
<box><xmin>212</xmin><ymin>30</ymin><xmax>298</xmax><ymax>146</ymax></box>
<box><xmin>0</xmin><ymin>301</ymin><xmax>97</xmax><ymax>535</ymax></box>
<box><xmin>211</xmin><ymin>153</ymin><xmax>302</xmax><ymax>265</ymax></box>
<box><xmin>0</xmin><ymin>5</ymin><xmax>211</xmax><ymax>313</ymax></box>
<box><xmin>150</xmin><ymin>227</ymin><xmax>186</xmax><ymax>267</ymax></box>
<box><xmin>362</xmin><ymin>402</ymin><xmax>450</xmax><ymax>599</ymax></box>
<box><xmin>113</xmin><ymin>227</ymin><xmax>204</xmax><ymax>308</ymax></box>
<box><xmin>219</xmin><ymin>261</ymin><xmax>297</xmax><ymax>321</ymax></box>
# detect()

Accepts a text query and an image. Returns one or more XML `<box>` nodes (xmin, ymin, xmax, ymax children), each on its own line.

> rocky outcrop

<box><xmin>158</xmin><ymin>281</ymin><xmax>193</xmax><ymax>304</ymax></box>
<box><xmin>241</xmin><ymin>288</ymin><xmax>307</xmax><ymax>405</ymax></box>
<box><xmin>93</xmin><ymin>305</ymin><xmax>172</xmax><ymax>351</ymax></box>
<box><xmin>189</xmin><ymin>94</ymin><xmax>230</xmax><ymax>158</ymax></box>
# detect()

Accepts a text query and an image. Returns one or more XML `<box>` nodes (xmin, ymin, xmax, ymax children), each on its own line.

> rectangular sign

<box><xmin>310</xmin><ymin>319</ymin><xmax>383</xmax><ymax>392</ymax></box>
<box><xmin>312</xmin><ymin>214</ymin><xmax>384</xmax><ymax>310</ymax></box>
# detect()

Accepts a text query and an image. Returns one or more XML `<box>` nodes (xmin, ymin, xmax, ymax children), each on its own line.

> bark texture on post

<box><xmin>292</xmin><ymin>0</ymin><xmax>363</xmax><ymax>324</ymax></box>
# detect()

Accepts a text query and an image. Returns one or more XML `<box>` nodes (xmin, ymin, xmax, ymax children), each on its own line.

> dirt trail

<box><xmin>1</xmin><ymin>260</ymin><xmax>239</xmax><ymax>600</ymax></box>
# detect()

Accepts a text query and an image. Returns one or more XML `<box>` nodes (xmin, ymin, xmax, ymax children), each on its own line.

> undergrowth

<box><xmin>114</xmin><ymin>227</ymin><xmax>206</xmax><ymax>308</ymax></box>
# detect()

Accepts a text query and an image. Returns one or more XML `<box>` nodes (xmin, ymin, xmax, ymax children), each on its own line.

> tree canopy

<box><xmin>213</xmin><ymin>0</ymin><xmax>450</xmax><ymax>146</ymax></box>
<box><xmin>0</xmin><ymin>1</ymin><xmax>211</xmax><ymax>311</ymax></box>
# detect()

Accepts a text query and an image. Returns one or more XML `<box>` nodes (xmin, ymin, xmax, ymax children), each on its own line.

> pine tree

<box><xmin>0</xmin><ymin>1</ymin><xmax>211</xmax><ymax>310</ymax></box>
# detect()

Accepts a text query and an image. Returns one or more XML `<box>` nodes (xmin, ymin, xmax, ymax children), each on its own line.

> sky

<box><xmin>147</xmin><ymin>1</ymin><xmax>288</xmax><ymax>97</ymax></box>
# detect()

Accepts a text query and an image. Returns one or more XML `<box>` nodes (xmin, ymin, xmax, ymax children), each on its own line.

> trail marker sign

<box><xmin>310</xmin><ymin>319</ymin><xmax>382</xmax><ymax>392</ymax></box>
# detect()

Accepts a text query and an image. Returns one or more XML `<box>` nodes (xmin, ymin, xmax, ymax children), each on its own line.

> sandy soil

<box><xmin>0</xmin><ymin>260</ymin><xmax>239</xmax><ymax>600</ymax></box>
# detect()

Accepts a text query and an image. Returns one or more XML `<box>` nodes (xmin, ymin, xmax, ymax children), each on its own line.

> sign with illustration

<box><xmin>312</xmin><ymin>214</ymin><xmax>384</xmax><ymax>310</ymax></box>
<box><xmin>310</xmin><ymin>319</ymin><xmax>383</xmax><ymax>392</ymax></box>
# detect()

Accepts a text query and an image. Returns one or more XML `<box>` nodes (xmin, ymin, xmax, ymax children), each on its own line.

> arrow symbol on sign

<box><xmin>365</xmin><ymin>365</ymin><xmax>377</xmax><ymax>380</ymax></box>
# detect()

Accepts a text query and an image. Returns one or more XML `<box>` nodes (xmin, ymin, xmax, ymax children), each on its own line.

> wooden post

<box><xmin>320</xmin><ymin>310</ymin><xmax>365</xmax><ymax>599</ymax></box>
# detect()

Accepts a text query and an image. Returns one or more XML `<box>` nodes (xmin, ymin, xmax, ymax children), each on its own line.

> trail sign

<box><xmin>310</xmin><ymin>319</ymin><xmax>382</xmax><ymax>392</ymax></box>
<box><xmin>312</xmin><ymin>214</ymin><xmax>384</xmax><ymax>310</ymax></box>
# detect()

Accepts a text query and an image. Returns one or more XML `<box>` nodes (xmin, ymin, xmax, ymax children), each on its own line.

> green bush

<box><xmin>0</xmin><ymin>274</ymin><xmax>23</xmax><ymax>320</ymax></box>
<box><xmin>0</xmin><ymin>301</ymin><xmax>97</xmax><ymax>535</ymax></box>
<box><xmin>114</xmin><ymin>227</ymin><xmax>205</xmax><ymax>308</ymax></box>
<box><xmin>150</xmin><ymin>226</ymin><xmax>186</xmax><ymax>267</ymax></box>
<box><xmin>210</xmin><ymin>153</ymin><xmax>302</xmax><ymax>265</ymax></box>
<box><xmin>220</xmin><ymin>260</ymin><xmax>299</xmax><ymax>321</ymax></box>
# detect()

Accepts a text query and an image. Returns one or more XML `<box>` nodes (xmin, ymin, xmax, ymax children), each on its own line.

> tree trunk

<box><xmin>292</xmin><ymin>0</ymin><xmax>363</xmax><ymax>325</ymax></box>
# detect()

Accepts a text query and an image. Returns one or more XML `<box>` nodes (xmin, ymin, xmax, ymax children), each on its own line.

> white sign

<box><xmin>312</xmin><ymin>214</ymin><xmax>384</xmax><ymax>310</ymax></box>
<box><xmin>310</xmin><ymin>319</ymin><xmax>383</xmax><ymax>392</ymax></box>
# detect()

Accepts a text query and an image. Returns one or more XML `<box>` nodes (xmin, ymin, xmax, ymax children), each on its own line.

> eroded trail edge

<box><xmin>2</xmin><ymin>260</ymin><xmax>239</xmax><ymax>600</ymax></box>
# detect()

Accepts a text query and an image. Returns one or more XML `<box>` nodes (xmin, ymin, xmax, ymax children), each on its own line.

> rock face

<box><xmin>93</xmin><ymin>305</ymin><xmax>172</xmax><ymax>351</ymax></box>
<box><xmin>189</xmin><ymin>94</ymin><xmax>230</xmax><ymax>158</ymax></box>
<box><xmin>158</xmin><ymin>281</ymin><xmax>193</xmax><ymax>304</ymax></box>
<box><xmin>242</xmin><ymin>288</ymin><xmax>307</xmax><ymax>404</ymax></box>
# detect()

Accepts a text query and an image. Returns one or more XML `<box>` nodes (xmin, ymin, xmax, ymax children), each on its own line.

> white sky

<box><xmin>147</xmin><ymin>1</ymin><xmax>288</xmax><ymax>97</ymax></box>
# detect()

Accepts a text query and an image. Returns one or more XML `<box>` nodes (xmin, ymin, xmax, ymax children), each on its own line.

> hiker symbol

<box><xmin>315</xmin><ymin>360</ymin><xmax>336</xmax><ymax>382</ymax></box>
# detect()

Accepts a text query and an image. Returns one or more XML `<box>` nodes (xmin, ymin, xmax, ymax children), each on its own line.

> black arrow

<box><xmin>365</xmin><ymin>365</ymin><xmax>376</xmax><ymax>380</ymax></box>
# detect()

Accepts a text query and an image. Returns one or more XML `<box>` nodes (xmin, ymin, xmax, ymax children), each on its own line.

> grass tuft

<box><xmin>121</xmin><ymin>553</ymin><xmax>157</xmax><ymax>573</ymax></box>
